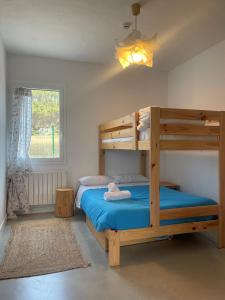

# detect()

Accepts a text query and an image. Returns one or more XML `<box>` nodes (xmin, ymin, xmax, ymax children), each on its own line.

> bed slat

<box><xmin>138</xmin><ymin>140</ymin><xmax>150</xmax><ymax>150</ymax></box>
<box><xmin>101</xmin><ymin>141</ymin><xmax>134</xmax><ymax>150</ymax></box>
<box><xmin>100</xmin><ymin>128</ymin><xmax>133</xmax><ymax>139</ymax></box>
<box><xmin>160</xmin><ymin>123</ymin><xmax>220</xmax><ymax>136</ymax></box>
<box><xmin>138</xmin><ymin>139</ymin><xmax>219</xmax><ymax>150</ymax></box>
<box><xmin>116</xmin><ymin>220</ymin><xmax>218</xmax><ymax>242</ymax></box>
<box><xmin>160</xmin><ymin>140</ymin><xmax>219</xmax><ymax>150</ymax></box>
<box><xmin>160</xmin><ymin>205</ymin><xmax>219</xmax><ymax>220</ymax></box>
<box><xmin>160</xmin><ymin>108</ymin><xmax>220</xmax><ymax>121</ymax></box>
<box><xmin>100</xmin><ymin>114</ymin><xmax>133</xmax><ymax>131</ymax></box>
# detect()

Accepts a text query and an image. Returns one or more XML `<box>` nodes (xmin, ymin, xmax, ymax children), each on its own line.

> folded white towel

<box><xmin>139</xmin><ymin>119</ymin><xmax>150</xmax><ymax>127</ymax></box>
<box><xmin>139</xmin><ymin>130</ymin><xmax>150</xmax><ymax>140</ymax></box>
<box><xmin>139</xmin><ymin>117</ymin><xmax>150</xmax><ymax>124</ymax></box>
<box><xmin>104</xmin><ymin>191</ymin><xmax>131</xmax><ymax>201</ymax></box>
<box><xmin>138</xmin><ymin>109</ymin><xmax>150</xmax><ymax>132</ymax></box>
<box><xmin>139</xmin><ymin>115</ymin><xmax>148</xmax><ymax>120</ymax></box>
<box><xmin>108</xmin><ymin>182</ymin><xmax>120</xmax><ymax>192</ymax></box>
<box><xmin>139</xmin><ymin>107</ymin><xmax>150</xmax><ymax>114</ymax></box>
<box><xmin>139</xmin><ymin>111</ymin><xmax>150</xmax><ymax>117</ymax></box>
<box><xmin>137</xmin><ymin>122</ymin><xmax>150</xmax><ymax>131</ymax></box>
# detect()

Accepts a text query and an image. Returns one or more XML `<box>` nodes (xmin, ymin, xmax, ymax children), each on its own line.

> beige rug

<box><xmin>0</xmin><ymin>219</ymin><xmax>89</xmax><ymax>280</ymax></box>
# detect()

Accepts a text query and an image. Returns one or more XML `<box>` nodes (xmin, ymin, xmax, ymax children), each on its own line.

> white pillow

<box><xmin>112</xmin><ymin>174</ymin><xmax>148</xmax><ymax>184</ymax></box>
<box><xmin>79</xmin><ymin>175</ymin><xmax>113</xmax><ymax>186</ymax></box>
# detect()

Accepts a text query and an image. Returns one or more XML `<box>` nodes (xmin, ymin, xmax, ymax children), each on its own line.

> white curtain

<box><xmin>7</xmin><ymin>87</ymin><xmax>32</xmax><ymax>218</ymax></box>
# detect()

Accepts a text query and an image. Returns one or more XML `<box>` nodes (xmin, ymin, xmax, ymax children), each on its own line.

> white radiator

<box><xmin>28</xmin><ymin>171</ymin><xmax>67</xmax><ymax>206</ymax></box>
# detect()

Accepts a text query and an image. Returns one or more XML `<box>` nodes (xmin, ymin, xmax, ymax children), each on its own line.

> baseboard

<box><xmin>0</xmin><ymin>215</ymin><xmax>7</xmax><ymax>234</ymax></box>
<box><xmin>30</xmin><ymin>205</ymin><xmax>55</xmax><ymax>214</ymax></box>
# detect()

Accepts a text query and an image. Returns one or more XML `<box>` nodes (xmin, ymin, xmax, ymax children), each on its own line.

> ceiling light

<box><xmin>116</xmin><ymin>3</ymin><xmax>157</xmax><ymax>69</ymax></box>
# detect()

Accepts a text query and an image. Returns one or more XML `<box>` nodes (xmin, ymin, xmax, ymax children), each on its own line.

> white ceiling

<box><xmin>0</xmin><ymin>0</ymin><xmax>225</xmax><ymax>70</ymax></box>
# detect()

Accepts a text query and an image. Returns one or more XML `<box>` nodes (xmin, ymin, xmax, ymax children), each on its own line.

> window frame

<box><xmin>11</xmin><ymin>83</ymin><xmax>65</xmax><ymax>164</ymax></box>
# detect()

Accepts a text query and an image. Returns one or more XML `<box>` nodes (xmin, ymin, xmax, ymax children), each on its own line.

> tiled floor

<box><xmin>0</xmin><ymin>213</ymin><xmax>225</xmax><ymax>300</ymax></box>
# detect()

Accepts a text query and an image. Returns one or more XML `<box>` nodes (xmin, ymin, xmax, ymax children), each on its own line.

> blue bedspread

<box><xmin>80</xmin><ymin>185</ymin><xmax>217</xmax><ymax>232</ymax></box>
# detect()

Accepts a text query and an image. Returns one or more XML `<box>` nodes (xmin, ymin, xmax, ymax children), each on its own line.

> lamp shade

<box><xmin>116</xmin><ymin>39</ymin><xmax>154</xmax><ymax>69</ymax></box>
<box><xmin>115</xmin><ymin>2</ymin><xmax>157</xmax><ymax>69</ymax></box>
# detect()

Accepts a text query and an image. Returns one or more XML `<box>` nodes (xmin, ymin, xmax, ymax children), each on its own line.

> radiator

<box><xmin>28</xmin><ymin>171</ymin><xmax>67</xmax><ymax>205</ymax></box>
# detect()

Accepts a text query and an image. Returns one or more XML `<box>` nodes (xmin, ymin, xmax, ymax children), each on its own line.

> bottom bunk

<box><xmin>75</xmin><ymin>183</ymin><xmax>219</xmax><ymax>266</ymax></box>
<box><xmin>86</xmin><ymin>216</ymin><xmax>218</xmax><ymax>266</ymax></box>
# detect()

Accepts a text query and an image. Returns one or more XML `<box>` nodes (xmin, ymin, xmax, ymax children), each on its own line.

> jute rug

<box><xmin>0</xmin><ymin>219</ymin><xmax>89</xmax><ymax>280</ymax></box>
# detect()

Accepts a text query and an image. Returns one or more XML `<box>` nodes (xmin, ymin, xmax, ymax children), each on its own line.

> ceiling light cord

<box><xmin>134</xmin><ymin>15</ymin><xmax>137</xmax><ymax>31</ymax></box>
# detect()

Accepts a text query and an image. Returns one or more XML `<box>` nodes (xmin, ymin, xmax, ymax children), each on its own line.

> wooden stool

<box><xmin>55</xmin><ymin>188</ymin><xmax>74</xmax><ymax>218</ymax></box>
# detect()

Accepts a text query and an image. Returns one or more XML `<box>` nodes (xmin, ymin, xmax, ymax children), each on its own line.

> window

<box><xmin>29</xmin><ymin>89</ymin><xmax>63</xmax><ymax>160</ymax></box>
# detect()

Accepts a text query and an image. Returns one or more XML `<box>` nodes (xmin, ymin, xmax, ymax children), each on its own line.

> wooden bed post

<box><xmin>99</xmin><ymin>125</ymin><xmax>105</xmax><ymax>175</ymax></box>
<box><xmin>132</xmin><ymin>112</ymin><xmax>138</xmax><ymax>150</ymax></box>
<box><xmin>108</xmin><ymin>230</ymin><xmax>120</xmax><ymax>266</ymax></box>
<box><xmin>137</xmin><ymin>110</ymin><xmax>147</xmax><ymax>176</ymax></box>
<box><xmin>140</xmin><ymin>151</ymin><xmax>147</xmax><ymax>176</ymax></box>
<box><xmin>218</xmin><ymin>111</ymin><xmax>225</xmax><ymax>248</ymax></box>
<box><xmin>99</xmin><ymin>149</ymin><xmax>105</xmax><ymax>175</ymax></box>
<box><xmin>150</xmin><ymin>107</ymin><xmax>161</xmax><ymax>227</ymax></box>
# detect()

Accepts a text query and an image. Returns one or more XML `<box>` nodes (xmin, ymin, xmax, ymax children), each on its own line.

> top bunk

<box><xmin>99</xmin><ymin>112</ymin><xmax>138</xmax><ymax>150</ymax></box>
<box><xmin>99</xmin><ymin>107</ymin><xmax>222</xmax><ymax>151</ymax></box>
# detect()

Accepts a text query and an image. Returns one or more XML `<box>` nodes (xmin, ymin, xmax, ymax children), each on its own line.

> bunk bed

<box><xmin>85</xmin><ymin>107</ymin><xmax>225</xmax><ymax>266</ymax></box>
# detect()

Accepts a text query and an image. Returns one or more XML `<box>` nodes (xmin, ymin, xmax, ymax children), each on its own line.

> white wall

<box><xmin>166</xmin><ymin>39</ymin><xmax>225</xmax><ymax>200</ymax></box>
<box><xmin>7</xmin><ymin>40</ymin><xmax>225</xmax><ymax>203</ymax></box>
<box><xmin>0</xmin><ymin>37</ymin><xmax>6</xmax><ymax>229</ymax></box>
<box><xmin>7</xmin><ymin>54</ymin><xmax>168</xmax><ymax>185</ymax></box>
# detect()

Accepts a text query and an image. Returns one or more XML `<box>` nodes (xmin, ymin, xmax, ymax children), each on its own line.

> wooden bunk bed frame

<box><xmin>88</xmin><ymin>107</ymin><xmax>225</xmax><ymax>267</ymax></box>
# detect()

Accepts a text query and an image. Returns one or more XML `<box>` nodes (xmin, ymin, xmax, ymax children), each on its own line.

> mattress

<box><xmin>101</xmin><ymin>131</ymin><xmax>149</xmax><ymax>143</ymax></box>
<box><xmin>78</xmin><ymin>184</ymin><xmax>217</xmax><ymax>232</ymax></box>
<box><xmin>102</xmin><ymin>137</ymin><xmax>133</xmax><ymax>143</ymax></box>
<box><xmin>75</xmin><ymin>182</ymin><xmax>148</xmax><ymax>208</ymax></box>
<box><xmin>139</xmin><ymin>128</ymin><xmax>150</xmax><ymax>141</ymax></box>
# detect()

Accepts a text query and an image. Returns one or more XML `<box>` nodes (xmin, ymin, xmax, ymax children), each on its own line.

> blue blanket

<box><xmin>80</xmin><ymin>185</ymin><xmax>217</xmax><ymax>232</ymax></box>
